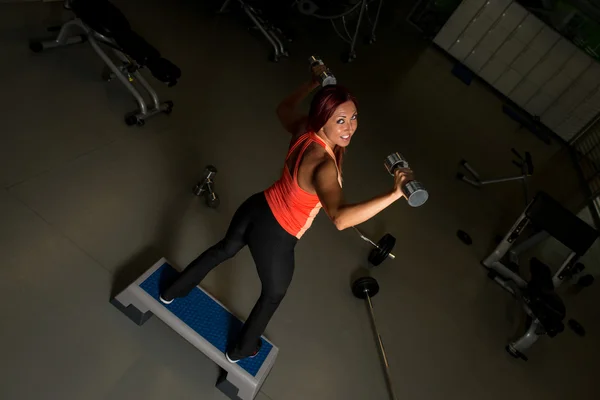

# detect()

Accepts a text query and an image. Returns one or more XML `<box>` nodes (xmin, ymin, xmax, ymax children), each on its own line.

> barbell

<box><xmin>351</xmin><ymin>275</ymin><xmax>398</xmax><ymax>400</ymax></box>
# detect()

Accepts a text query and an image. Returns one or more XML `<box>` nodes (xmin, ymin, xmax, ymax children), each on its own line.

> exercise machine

<box><xmin>351</xmin><ymin>275</ymin><xmax>398</xmax><ymax>400</ymax></box>
<box><xmin>482</xmin><ymin>191</ymin><xmax>599</xmax><ymax>360</ymax></box>
<box><xmin>458</xmin><ymin>149</ymin><xmax>533</xmax><ymax>206</ymax></box>
<box><xmin>29</xmin><ymin>0</ymin><xmax>181</xmax><ymax>126</ymax></box>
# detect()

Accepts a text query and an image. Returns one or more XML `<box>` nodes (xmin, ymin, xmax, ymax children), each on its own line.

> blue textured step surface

<box><xmin>139</xmin><ymin>263</ymin><xmax>273</xmax><ymax>377</ymax></box>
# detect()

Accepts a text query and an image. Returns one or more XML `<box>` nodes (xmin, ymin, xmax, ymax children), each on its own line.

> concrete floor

<box><xmin>1</xmin><ymin>1</ymin><xmax>598</xmax><ymax>399</ymax></box>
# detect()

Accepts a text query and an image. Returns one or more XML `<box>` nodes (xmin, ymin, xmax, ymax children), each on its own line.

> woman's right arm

<box><xmin>276</xmin><ymin>80</ymin><xmax>320</xmax><ymax>135</ymax></box>
<box><xmin>313</xmin><ymin>160</ymin><xmax>413</xmax><ymax>230</ymax></box>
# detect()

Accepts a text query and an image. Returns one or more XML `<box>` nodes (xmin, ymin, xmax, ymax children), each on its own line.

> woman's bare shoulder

<box><xmin>304</xmin><ymin>142</ymin><xmax>331</xmax><ymax>162</ymax></box>
<box><xmin>309</xmin><ymin>146</ymin><xmax>337</xmax><ymax>177</ymax></box>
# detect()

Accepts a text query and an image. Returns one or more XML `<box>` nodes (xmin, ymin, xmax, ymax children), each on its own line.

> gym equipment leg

<box><xmin>352</xmin><ymin>276</ymin><xmax>398</xmax><ymax>400</ymax></box>
<box><xmin>368</xmin><ymin>0</ymin><xmax>384</xmax><ymax>43</ymax></box>
<box><xmin>30</xmin><ymin>19</ymin><xmax>86</xmax><ymax>51</ymax></box>
<box><xmin>458</xmin><ymin>149</ymin><xmax>533</xmax><ymax>206</ymax></box>
<box><xmin>243</xmin><ymin>4</ymin><xmax>280</xmax><ymax>60</ymax></box>
<box><xmin>482</xmin><ymin>210</ymin><xmax>530</xmax><ymax>291</ymax></box>
<box><xmin>87</xmin><ymin>34</ymin><xmax>149</xmax><ymax>115</ymax></box>
<box><xmin>506</xmin><ymin>318</ymin><xmax>542</xmax><ymax>361</ymax></box>
<box><xmin>219</xmin><ymin>0</ymin><xmax>232</xmax><ymax>13</ymax></box>
<box><xmin>222</xmin><ymin>0</ymin><xmax>289</xmax><ymax>62</ymax></box>
<box><xmin>348</xmin><ymin>0</ymin><xmax>368</xmax><ymax>61</ymax></box>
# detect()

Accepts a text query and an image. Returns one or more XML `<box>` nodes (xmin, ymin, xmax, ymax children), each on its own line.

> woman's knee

<box><xmin>262</xmin><ymin>287</ymin><xmax>288</xmax><ymax>304</ymax></box>
<box><xmin>214</xmin><ymin>237</ymin><xmax>243</xmax><ymax>258</ymax></box>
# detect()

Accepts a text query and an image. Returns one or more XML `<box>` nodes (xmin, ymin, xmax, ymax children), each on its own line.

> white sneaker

<box><xmin>225</xmin><ymin>341</ymin><xmax>262</xmax><ymax>364</ymax></box>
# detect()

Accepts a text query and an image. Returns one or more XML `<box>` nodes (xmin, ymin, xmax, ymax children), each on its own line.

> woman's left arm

<box><xmin>313</xmin><ymin>159</ymin><xmax>408</xmax><ymax>230</ymax></box>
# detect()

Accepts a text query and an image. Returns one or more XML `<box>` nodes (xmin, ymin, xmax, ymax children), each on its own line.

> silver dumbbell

<box><xmin>309</xmin><ymin>55</ymin><xmax>337</xmax><ymax>87</ymax></box>
<box><xmin>384</xmin><ymin>153</ymin><xmax>429</xmax><ymax>207</ymax></box>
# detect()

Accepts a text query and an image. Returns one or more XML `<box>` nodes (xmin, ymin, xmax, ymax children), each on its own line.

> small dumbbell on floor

<box><xmin>193</xmin><ymin>165</ymin><xmax>219</xmax><ymax>208</ymax></box>
<box><xmin>309</xmin><ymin>55</ymin><xmax>337</xmax><ymax>86</ymax></box>
<box><xmin>385</xmin><ymin>152</ymin><xmax>429</xmax><ymax>207</ymax></box>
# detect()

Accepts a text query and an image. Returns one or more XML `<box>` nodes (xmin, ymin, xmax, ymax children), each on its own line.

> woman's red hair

<box><xmin>306</xmin><ymin>85</ymin><xmax>357</xmax><ymax>171</ymax></box>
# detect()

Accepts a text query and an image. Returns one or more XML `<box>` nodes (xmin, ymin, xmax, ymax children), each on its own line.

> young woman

<box><xmin>160</xmin><ymin>67</ymin><xmax>413</xmax><ymax>363</ymax></box>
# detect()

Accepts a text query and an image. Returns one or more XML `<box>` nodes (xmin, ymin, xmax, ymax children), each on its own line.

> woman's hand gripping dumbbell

<box><xmin>309</xmin><ymin>55</ymin><xmax>337</xmax><ymax>87</ymax></box>
<box><xmin>386</xmin><ymin>152</ymin><xmax>429</xmax><ymax>207</ymax></box>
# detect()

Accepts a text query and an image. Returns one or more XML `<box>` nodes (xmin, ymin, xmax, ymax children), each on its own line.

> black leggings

<box><xmin>162</xmin><ymin>192</ymin><xmax>298</xmax><ymax>356</ymax></box>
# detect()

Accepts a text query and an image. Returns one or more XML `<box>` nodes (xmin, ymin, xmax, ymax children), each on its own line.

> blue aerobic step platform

<box><xmin>110</xmin><ymin>258</ymin><xmax>278</xmax><ymax>400</ymax></box>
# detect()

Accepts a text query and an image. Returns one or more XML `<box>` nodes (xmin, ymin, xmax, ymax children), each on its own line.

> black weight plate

<box><xmin>379</xmin><ymin>233</ymin><xmax>396</xmax><ymax>250</ymax></box>
<box><xmin>368</xmin><ymin>233</ymin><xmax>396</xmax><ymax>266</ymax></box>
<box><xmin>368</xmin><ymin>248</ymin><xmax>382</xmax><ymax>266</ymax></box>
<box><xmin>568</xmin><ymin>319</ymin><xmax>586</xmax><ymax>337</ymax></box>
<box><xmin>457</xmin><ymin>230</ymin><xmax>472</xmax><ymax>245</ymax></box>
<box><xmin>351</xmin><ymin>276</ymin><xmax>379</xmax><ymax>299</ymax></box>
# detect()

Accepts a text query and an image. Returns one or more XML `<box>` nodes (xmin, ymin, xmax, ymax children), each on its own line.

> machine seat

<box><xmin>70</xmin><ymin>0</ymin><xmax>181</xmax><ymax>86</ymax></box>
<box><xmin>70</xmin><ymin>0</ymin><xmax>130</xmax><ymax>38</ymax></box>
<box><xmin>526</xmin><ymin>258</ymin><xmax>566</xmax><ymax>337</ymax></box>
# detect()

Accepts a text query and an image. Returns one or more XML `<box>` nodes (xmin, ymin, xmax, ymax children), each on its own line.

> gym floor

<box><xmin>1</xmin><ymin>1</ymin><xmax>598</xmax><ymax>399</ymax></box>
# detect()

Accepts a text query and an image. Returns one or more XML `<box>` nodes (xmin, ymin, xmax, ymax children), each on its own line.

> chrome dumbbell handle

<box><xmin>308</xmin><ymin>55</ymin><xmax>337</xmax><ymax>86</ymax></box>
<box><xmin>384</xmin><ymin>152</ymin><xmax>429</xmax><ymax>207</ymax></box>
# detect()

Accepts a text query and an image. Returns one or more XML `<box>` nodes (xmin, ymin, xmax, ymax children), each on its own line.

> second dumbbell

<box><xmin>385</xmin><ymin>152</ymin><xmax>429</xmax><ymax>207</ymax></box>
<box><xmin>193</xmin><ymin>165</ymin><xmax>220</xmax><ymax>208</ymax></box>
<box><xmin>309</xmin><ymin>55</ymin><xmax>337</xmax><ymax>87</ymax></box>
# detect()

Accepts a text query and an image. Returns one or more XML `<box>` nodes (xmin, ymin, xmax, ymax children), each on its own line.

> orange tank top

<box><xmin>264</xmin><ymin>132</ymin><xmax>342</xmax><ymax>239</ymax></box>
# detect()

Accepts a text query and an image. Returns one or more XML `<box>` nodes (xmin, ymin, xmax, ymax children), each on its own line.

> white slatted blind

<box><xmin>434</xmin><ymin>0</ymin><xmax>600</xmax><ymax>142</ymax></box>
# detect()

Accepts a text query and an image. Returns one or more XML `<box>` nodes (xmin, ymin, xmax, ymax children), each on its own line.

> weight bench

<box><xmin>482</xmin><ymin>192</ymin><xmax>599</xmax><ymax>360</ymax></box>
<box><xmin>110</xmin><ymin>258</ymin><xmax>278</xmax><ymax>399</ymax></box>
<box><xmin>29</xmin><ymin>0</ymin><xmax>181</xmax><ymax>127</ymax></box>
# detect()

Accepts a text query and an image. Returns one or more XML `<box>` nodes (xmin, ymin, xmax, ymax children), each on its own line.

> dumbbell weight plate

<box><xmin>319</xmin><ymin>71</ymin><xmax>337</xmax><ymax>86</ymax></box>
<box><xmin>207</xmin><ymin>194</ymin><xmax>220</xmax><ymax>209</ymax></box>
<box><xmin>368</xmin><ymin>233</ymin><xmax>396</xmax><ymax>266</ymax></box>
<box><xmin>352</xmin><ymin>276</ymin><xmax>380</xmax><ymax>299</ymax></box>
<box><xmin>404</xmin><ymin>181</ymin><xmax>429</xmax><ymax>207</ymax></box>
<box><xmin>385</xmin><ymin>152</ymin><xmax>429</xmax><ymax>207</ymax></box>
<box><xmin>384</xmin><ymin>152</ymin><xmax>408</xmax><ymax>174</ymax></box>
<box><xmin>309</xmin><ymin>55</ymin><xmax>337</xmax><ymax>86</ymax></box>
<box><xmin>308</xmin><ymin>55</ymin><xmax>322</xmax><ymax>66</ymax></box>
